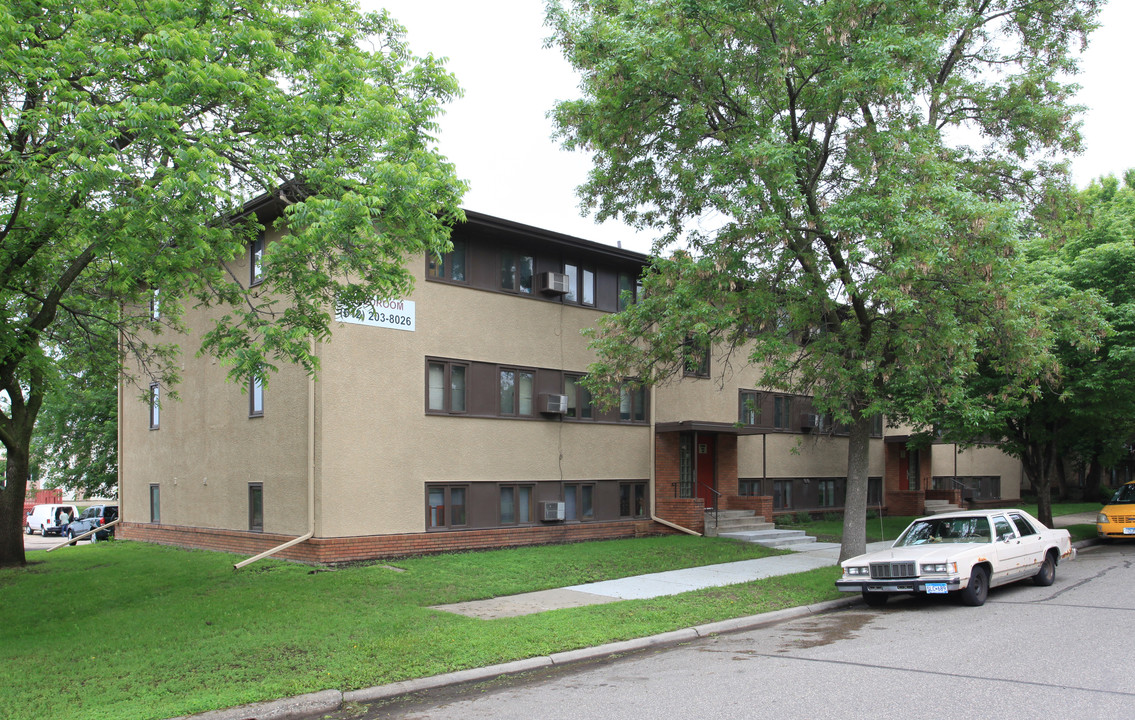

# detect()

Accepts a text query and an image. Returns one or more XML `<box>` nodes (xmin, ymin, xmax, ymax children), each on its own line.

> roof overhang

<box><xmin>654</xmin><ymin>421</ymin><xmax>765</xmax><ymax>436</ymax></box>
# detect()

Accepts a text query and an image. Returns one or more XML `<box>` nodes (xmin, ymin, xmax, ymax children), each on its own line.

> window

<box><xmin>619</xmin><ymin>383</ymin><xmax>646</xmax><ymax>422</ymax></box>
<box><xmin>994</xmin><ymin>516</ymin><xmax>1015</xmax><ymax>542</ymax></box>
<box><xmin>871</xmin><ymin>414</ymin><xmax>884</xmax><ymax>436</ymax></box>
<box><xmin>773</xmin><ymin>480</ymin><xmax>793</xmax><ymax>510</ymax></box>
<box><xmin>739</xmin><ymin>391</ymin><xmax>761</xmax><ymax>426</ymax></box>
<box><xmin>501</xmin><ymin>251</ymin><xmax>534</xmax><ymax>294</ymax></box>
<box><xmin>678</xmin><ymin>434</ymin><xmax>694</xmax><ymax>498</ymax></box>
<box><xmin>427</xmin><ymin>360</ymin><xmax>467</xmax><ymax>413</ymax></box>
<box><xmin>818</xmin><ymin>479</ymin><xmax>837</xmax><ymax>507</ymax></box>
<box><xmin>581</xmin><ymin>268</ymin><xmax>595</xmax><ymax>306</ymax></box>
<box><xmin>427</xmin><ymin>485</ymin><xmax>467</xmax><ymax>528</ymax></box>
<box><xmin>619</xmin><ymin>483</ymin><xmax>647</xmax><ymax>518</ymax></box>
<box><xmin>249</xmin><ymin>376</ymin><xmax>264</xmax><ymax>417</ymax></box>
<box><xmin>500</xmin><ymin>368</ymin><xmax>535</xmax><ymax>416</ymax></box>
<box><xmin>149</xmin><ymin>383</ymin><xmax>160</xmax><ymax>429</ymax></box>
<box><xmin>500</xmin><ymin>485</ymin><xmax>533</xmax><ymax>524</ymax></box>
<box><xmin>427</xmin><ymin>238</ymin><xmax>467</xmax><ymax>282</ymax></box>
<box><xmin>564</xmin><ymin>484</ymin><xmax>595</xmax><ymax>521</ymax></box>
<box><xmin>250</xmin><ymin>236</ymin><xmax>264</xmax><ymax>285</ymax></box>
<box><xmin>149</xmin><ymin>484</ymin><xmax>160</xmax><ymax>523</ymax></box>
<box><xmin>248</xmin><ymin>483</ymin><xmax>263</xmax><ymax>532</ymax></box>
<box><xmin>564</xmin><ymin>375</ymin><xmax>593</xmax><ymax>420</ymax></box>
<box><xmin>617</xmin><ymin>272</ymin><xmax>637</xmax><ymax>312</ymax></box>
<box><xmin>738</xmin><ymin>479</ymin><xmax>758</xmax><ymax>496</ymax></box>
<box><xmin>1009</xmin><ymin>512</ymin><xmax>1037</xmax><ymax>537</ymax></box>
<box><xmin>150</xmin><ymin>288</ymin><xmax>160</xmax><ymax>320</ymax></box>
<box><xmin>682</xmin><ymin>337</ymin><xmax>710</xmax><ymax>378</ymax></box>
<box><xmin>563</xmin><ymin>263</ymin><xmax>578</xmax><ymax>303</ymax></box>
<box><xmin>868</xmin><ymin>477</ymin><xmax>883</xmax><ymax>506</ymax></box>
<box><xmin>773</xmin><ymin>396</ymin><xmax>792</xmax><ymax>429</ymax></box>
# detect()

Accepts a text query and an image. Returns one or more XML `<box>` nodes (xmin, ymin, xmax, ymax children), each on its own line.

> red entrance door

<box><xmin>695</xmin><ymin>434</ymin><xmax>717</xmax><ymax>509</ymax></box>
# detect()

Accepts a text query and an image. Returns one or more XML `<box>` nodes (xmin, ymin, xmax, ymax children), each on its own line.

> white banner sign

<box><xmin>336</xmin><ymin>298</ymin><xmax>416</xmax><ymax>332</ymax></box>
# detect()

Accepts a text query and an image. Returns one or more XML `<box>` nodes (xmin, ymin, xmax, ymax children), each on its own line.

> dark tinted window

<box><xmin>1008</xmin><ymin>513</ymin><xmax>1036</xmax><ymax>536</ymax></box>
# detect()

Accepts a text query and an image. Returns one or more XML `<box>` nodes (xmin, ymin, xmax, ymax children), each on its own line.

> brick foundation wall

<box><xmin>654</xmin><ymin>498</ymin><xmax>705</xmax><ymax>534</ymax></box>
<box><xmin>925</xmin><ymin>489</ymin><xmax>962</xmax><ymax>505</ymax></box>
<box><xmin>119</xmin><ymin>519</ymin><xmax>673</xmax><ymax>564</ymax></box>
<box><xmin>724</xmin><ymin>495</ymin><xmax>774</xmax><ymax>522</ymax></box>
<box><xmin>887</xmin><ymin>490</ymin><xmax>925</xmax><ymax>516</ymax></box>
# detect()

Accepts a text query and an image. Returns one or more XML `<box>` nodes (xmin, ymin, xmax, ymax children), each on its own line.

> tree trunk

<box><xmin>839</xmin><ymin>413</ymin><xmax>872</xmax><ymax>563</ymax></box>
<box><xmin>0</xmin><ymin>440</ymin><xmax>30</xmax><ymax>567</ymax></box>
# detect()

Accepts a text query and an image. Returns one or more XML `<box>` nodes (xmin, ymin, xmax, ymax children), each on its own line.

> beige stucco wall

<box><xmin>930</xmin><ymin>443</ymin><xmax>1022</xmax><ymax>500</ymax></box>
<box><xmin>119</xmin><ymin>231</ymin><xmax>311</xmax><ymax>535</ymax></box>
<box><xmin>314</xmin><ymin>258</ymin><xmax>652</xmax><ymax>537</ymax></box>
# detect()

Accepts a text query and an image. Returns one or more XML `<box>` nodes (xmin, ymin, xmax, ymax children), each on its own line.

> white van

<box><xmin>25</xmin><ymin>504</ymin><xmax>79</xmax><ymax>537</ymax></box>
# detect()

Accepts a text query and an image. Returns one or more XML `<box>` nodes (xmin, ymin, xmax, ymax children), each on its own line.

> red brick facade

<box><xmin>119</xmin><ymin>518</ymin><xmax>673</xmax><ymax>564</ymax></box>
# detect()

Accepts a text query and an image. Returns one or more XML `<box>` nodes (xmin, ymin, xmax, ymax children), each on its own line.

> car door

<box><xmin>1007</xmin><ymin>512</ymin><xmax>1046</xmax><ymax>570</ymax></box>
<box><xmin>990</xmin><ymin>514</ymin><xmax>1035</xmax><ymax>583</ymax></box>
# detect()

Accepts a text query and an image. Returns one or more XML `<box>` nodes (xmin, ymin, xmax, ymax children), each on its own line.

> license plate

<box><xmin>1124</xmin><ymin>527</ymin><xmax>1135</xmax><ymax>535</ymax></box>
<box><xmin>925</xmin><ymin>583</ymin><xmax>948</xmax><ymax>594</ymax></box>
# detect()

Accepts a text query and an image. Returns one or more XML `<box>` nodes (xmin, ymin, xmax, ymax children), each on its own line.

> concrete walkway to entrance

<box><xmin>434</xmin><ymin>511</ymin><xmax>1097</xmax><ymax>619</ymax></box>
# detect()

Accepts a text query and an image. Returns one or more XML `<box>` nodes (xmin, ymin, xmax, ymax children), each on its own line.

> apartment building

<box><xmin>117</xmin><ymin>202</ymin><xmax>1020</xmax><ymax>563</ymax></box>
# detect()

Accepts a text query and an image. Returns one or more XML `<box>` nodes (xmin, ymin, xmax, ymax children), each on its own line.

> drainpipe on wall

<box><xmin>649</xmin><ymin>387</ymin><xmax>701</xmax><ymax>537</ymax></box>
<box><xmin>234</xmin><ymin>340</ymin><xmax>317</xmax><ymax>570</ymax></box>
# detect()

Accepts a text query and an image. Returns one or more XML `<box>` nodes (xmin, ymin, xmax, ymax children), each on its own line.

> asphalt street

<box><xmin>331</xmin><ymin>542</ymin><xmax>1133</xmax><ymax>720</ymax></box>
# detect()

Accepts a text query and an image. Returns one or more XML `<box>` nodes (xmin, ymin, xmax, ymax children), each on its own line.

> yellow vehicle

<box><xmin>1097</xmin><ymin>481</ymin><xmax>1135</xmax><ymax>540</ymax></box>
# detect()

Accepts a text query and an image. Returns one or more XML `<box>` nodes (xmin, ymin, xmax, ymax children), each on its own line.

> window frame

<box><xmin>426</xmin><ymin>359</ymin><xmax>469</xmax><ymax>415</ymax></box>
<box><xmin>564</xmin><ymin>374</ymin><xmax>593</xmax><ymax>421</ymax></box>
<box><xmin>248</xmin><ymin>482</ymin><xmax>264</xmax><ymax>532</ymax></box>
<box><xmin>773</xmin><ymin>395</ymin><xmax>792</xmax><ymax>430</ymax></box>
<box><xmin>682</xmin><ymin>337</ymin><xmax>710</xmax><ymax>378</ymax></box>
<box><xmin>427</xmin><ymin>238</ymin><xmax>468</xmax><ymax>283</ymax></box>
<box><xmin>149</xmin><ymin>288</ymin><xmax>160</xmax><ymax>321</ymax></box>
<box><xmin>618</xmin><ymin>383</ymin><xmax>647</xmax><ymax>423</ymax></box>
<box><xmin>500</xmin><ymin>249</ymin><xmax>535</xmax><ymax>295</ymax></box>
<box><xmin>250</xmin><ymin>236</ymin><xmax>264</xmax><ymax>286</ymax></box>
<box><xmin>499</xmin><ymin>484</ymin><xmax>535</xmax><ymax>525</ymax></box>
<box><xmin>249</xmin><ymin>375</ymin><xmax>264</xmax><ymax>418</ymax></box>
<box><xmin>427</xmin><ymin>484</ymin><xmax>468</xmax><ymax>530</ymax></box>
<box><xmin>739</xmin><ymin>390</ymin><xmax>762</xmax><ymax>426</ymax></box>
<box><xmin>149</xmin><ymin>484</ymin><xmax>160</xmax><ymax>523</ymax></box>
<box><xmin>619</xmin><ymin>482</ymin><xmax>648</xmax><ymax>518</ymax></box>
<box><xmin>149</xmin><ymin>383</ymin><xmax>160</xmax><ymax>430</ymax></box>
<box><xmin>499</xmin><ymin>366</ymin><xmax>536</xmax><ymax>417</ymax></box>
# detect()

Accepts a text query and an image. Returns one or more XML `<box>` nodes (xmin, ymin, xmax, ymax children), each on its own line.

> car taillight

<box><xmin>98</xmin><ymin>518</ymin><xmax>104</xmax><ymax>526</ymax></box>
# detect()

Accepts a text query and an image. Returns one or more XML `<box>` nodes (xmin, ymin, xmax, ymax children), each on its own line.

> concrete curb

<box><xmin>175</xmin><ymin>598</ymin><xmax>860</xmax><ymax>719</ymax></box>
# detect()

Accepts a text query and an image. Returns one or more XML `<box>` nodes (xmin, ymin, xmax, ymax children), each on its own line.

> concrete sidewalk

<box><xmin>435</xmin><ymin>511</ymin><xmax>1098</xmax><ymax>619</ymax></box>
<box><xmin>433</xmin><ymin>540</ymin><xmax>893</xmax><ymax>619</ymax></box>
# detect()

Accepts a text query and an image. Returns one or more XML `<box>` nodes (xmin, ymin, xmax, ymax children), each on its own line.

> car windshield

<box><xmin>1108</xmin><ymin>484</ymin><xmax>1135</xmax><ymax>504</ymax></box>
<box><xmin>895</xmin><ymin>517</ymin><xmax>991</xmax><ymax>546</ymax></box>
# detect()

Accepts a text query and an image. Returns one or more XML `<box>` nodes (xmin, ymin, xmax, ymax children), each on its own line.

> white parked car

<box><xmin>836</xmin><ymin>509</ymin><xmax>1075</xmax><ymax>607</ymax></box>
<box><xmin>24</xmin><ymin>504</ymin><xmax>78</xmax><ymax>537</ymax></box>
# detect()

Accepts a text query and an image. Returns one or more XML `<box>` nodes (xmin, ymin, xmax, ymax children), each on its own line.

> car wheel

<box><xmin>25</xmin><ymin>525</ymin><xmax>32</xmax><ymax>535</ymax></box>
<box><xmin>67</xmin><ymin>529</ymin><xmax>77</xmax><ymax>546</ymax></box>
<box><xmin>862</xmin><ymin>590</ymin><xmax>888</xmax><ymax>607</ymax></box>
<box><xmin>961</xmin><ymin>565</ymin><xmax>989</xmax><ymax>607</ymax></box>
<box><xmin>1032</xmin><ymin>552</ymin><xmax>1056</xmax><ymax>587</ymax></box>
<box><xmin>90</xmin><ymin>531</ymin><xmax>99</xmax><ymax>544</ymax></box>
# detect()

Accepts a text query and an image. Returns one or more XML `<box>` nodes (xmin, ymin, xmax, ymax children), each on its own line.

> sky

<box><xmin>364</xmin><ymin>1</ymin><xmax>1135</xmax><ymax>254</ymax></box>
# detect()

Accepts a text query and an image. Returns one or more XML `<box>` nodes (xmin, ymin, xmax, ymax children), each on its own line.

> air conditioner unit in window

<box><xmin>540</xmin><ymin>393</ymin><xmax>568</xmax><ymax>414</ymax></box>
<box><xmin>540</xmin><ymin>501</ymin><xmax>566</xmax><ymax>522</ymax></box>
<box><xmin>799</xmin><ymin>413</ymin><xmax>821</xmax><ymax>430</ymax></box>
<box><xmin>538</xmin><ymin>271</ymin><xmax>570</xmax><ymax>295</ymax></box>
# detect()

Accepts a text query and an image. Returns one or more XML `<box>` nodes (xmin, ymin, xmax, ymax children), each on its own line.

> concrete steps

<box><xmin>923</xmin><ymin>499</ymin><xmax>961</xmax><ymax>515</ymax></box>
<box><xmin>706</xmin><ymin>510</ymin><xmax>819</xmax><ymax>550</ymax></box>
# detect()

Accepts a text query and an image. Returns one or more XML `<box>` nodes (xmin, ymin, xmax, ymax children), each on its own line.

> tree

<box><xmin>0</xmin><ymin>0</ymin><xmax>467</xmax><ymax>566</ymax></box>
<box><xmin>547</xmin><ymin>0</ymin><xmax>1099</xmax><ymax>560</ymax></box>
<box><xmin>936</xmin><ymin>172</ymin><xmax>1134</xmax><ymax>526</ymax></box>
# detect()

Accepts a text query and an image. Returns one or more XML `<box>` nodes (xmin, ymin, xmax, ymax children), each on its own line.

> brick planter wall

<box><xmin>724</xmin><ymin>495</ymin><xmax>774</xmax><ymax>522</ymax></box>
<box><xmin>887</xmin><ymin>490</ymin><xmax>925</xmax><ymax>517</ymax></box>
<box><xmin>925</xmin><ymin>489</ymin><xmax>962</xmax><ymax>505</ymax></box>
<box><xmin>653</xmin><ymin>498</ymin><xmax>705</xmax><ymax>534</ymax></box>
<box><xmin>119</xmin><ymin>518</ymin><xmax>672</xmax><ymax>564</ymax></box>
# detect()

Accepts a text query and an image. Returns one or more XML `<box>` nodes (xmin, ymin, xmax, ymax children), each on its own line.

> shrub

<box><xmin>793</xmin><ymin>511</ymin><xmax>813</xmax><ymax>525</ymax></box>
<box><xmin>822</xmin><ymin>512</ymin><xmax>842</xmax><ymax>522</ymax></box>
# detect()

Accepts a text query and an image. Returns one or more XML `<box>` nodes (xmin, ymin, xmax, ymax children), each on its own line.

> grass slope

<box><xmin>1</xmin><ymin>537</ymin><xmax>838</xmax><ymax>720</ymax></box>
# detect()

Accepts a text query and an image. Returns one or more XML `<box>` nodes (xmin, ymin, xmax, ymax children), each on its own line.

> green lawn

<box><xmin>1</xmin><ymin>537</ymin><xmax>841</xmax><ymax>720</ymax></box>
<box><xmin>780</xmin><ymin>502</ymin><xmax>1101</xmax><ymax>543</ymax></box>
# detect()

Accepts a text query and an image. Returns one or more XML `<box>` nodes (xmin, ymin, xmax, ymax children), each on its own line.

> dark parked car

<box><xmin>65</xmin><ymin>505</ymin><xmax>118</xmax><ymax>543</ymax></box>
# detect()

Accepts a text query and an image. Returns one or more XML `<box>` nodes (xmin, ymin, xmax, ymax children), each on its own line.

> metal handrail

<box><xmin>698</xmin><ymin>482</ymin><xmax>722</xmax><ymax>529</ymax></box>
